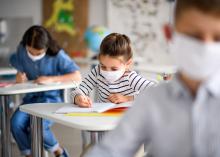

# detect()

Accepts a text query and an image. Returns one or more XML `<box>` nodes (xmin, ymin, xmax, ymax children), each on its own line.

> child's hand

<box><xmin>74</xmin><ymin>95</ymin><xmax>92</xmax><ymax>108</ymax></box>
<box><xmin>35</xmin><ymin>76</ymin><xmax>53</xmax><ymax>84</ymax></box>
<box><xmin>108</xmin><ymin>94</ymin><xmax>134</xmax><ymax>104</ymax></box>
<box><xmin>16</xmin><ymin>72</ymin><xmax>28</xmax><ymax>83</ymax></box>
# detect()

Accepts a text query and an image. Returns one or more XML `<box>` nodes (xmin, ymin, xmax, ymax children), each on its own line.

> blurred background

<box><xmin>0</xmin><ymin>0</ymin><xmax>176</xmax><ymax>80</ymax></box>
<box><xmin>0</xmin><ymin>0</ymin><xmax>175</xmax><ymax>156</ymax></box>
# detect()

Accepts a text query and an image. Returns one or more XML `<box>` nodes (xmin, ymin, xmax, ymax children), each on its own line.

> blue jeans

<box><xmin>11</xmin><ymin>109</ymin><xmax>59</xmax><ymax>156</ymax></box>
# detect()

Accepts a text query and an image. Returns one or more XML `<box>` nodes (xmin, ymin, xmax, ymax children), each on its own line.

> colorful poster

<box><xmin>43</xmin><ymin>0</ymin><xmax>88</xmax><ymax>57</ymax></box>
<box><xmin>45</xmin><ymin>0</ymin><xmax>76</xmax><ymax>36</ymax></box>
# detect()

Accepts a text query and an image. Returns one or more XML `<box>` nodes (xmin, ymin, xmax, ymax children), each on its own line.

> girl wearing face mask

<box><xmin>72</xmin><ymin>33</ymin><xmax>156</xmax><ymax>107</ymax></box>
<box><xmin>10</xmin><ymin>25</ymin><xmax>81</xmax><ymax>157</ymax></box>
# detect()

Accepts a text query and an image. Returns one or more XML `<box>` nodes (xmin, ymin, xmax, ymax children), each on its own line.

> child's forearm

<box><xmin>52</xmin><ymin>71</ymin><xmax>81</xmax><ymax>82</ymax></box>
<box><xmin>16</xmin><ymin>72</ymin><xmax>28</xmax><ymax>83</ymax></box>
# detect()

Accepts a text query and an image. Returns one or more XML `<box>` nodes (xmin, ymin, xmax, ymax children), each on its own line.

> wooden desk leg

<box><xmin>1</xmin><ymin>95</ymin><xmax>12</xmax><ymax>157</ymax></box>
<box><xmin>30</xmin><ymin>115</ymin><xmax>44</xmax><ymax>157</ymax></box>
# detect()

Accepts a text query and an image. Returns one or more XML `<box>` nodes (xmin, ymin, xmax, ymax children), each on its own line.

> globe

<box><xmin>84</xmin><ymin>26</ymin><xmax>111</xmax><ymax>54</ymax></box>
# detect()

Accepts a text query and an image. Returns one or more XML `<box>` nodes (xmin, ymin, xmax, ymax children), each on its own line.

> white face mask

<box><xmin>100</xmin><ymin>68</ymin><xmax>125</xmax><ymax>83</ymax></box>
<box><xmin>27</xmin><ymin>49</ymin><xmax>46</xmax><ymax>61</ymax></box>
<box><xmin>170</xmin><ymin>32</ymin><xmax>220</xmax><ymax>80</ymax></box>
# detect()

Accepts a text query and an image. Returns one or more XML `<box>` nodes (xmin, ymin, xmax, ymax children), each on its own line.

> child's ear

<box><xmin>126</xmin><ymin>59</ymin><xmax>133</xmax><ymax>69</ymax></box>
<box><xmin>163</xmin><ymin>23</ymin><xmax>173</xmax><ymax>41</ymax></box>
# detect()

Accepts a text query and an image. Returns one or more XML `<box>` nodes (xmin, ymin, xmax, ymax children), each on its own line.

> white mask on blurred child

<box><xmin>170</xmin><ymin>32</ymin><xmax>220</xmax><ymax>80</ymax></box>
<box><xmin>27</xmin><ymin>49</ymin><xmax>46</xmax><ymax>61</ymax></box>
<box><xmin>100</xmin><ymin>68</ymin><xmax>125</xmax><ymax>83</ymax></box>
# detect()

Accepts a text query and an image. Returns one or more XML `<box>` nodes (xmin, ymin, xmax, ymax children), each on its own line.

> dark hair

<box><xmin>20</xmin><ymin>25</ymin><xmax>60</xmax><ymax>56</ymax></box>
<box><xmin>175</xmin><ymin>0</ymin><xmax>220</xmax><ymax>20</ymax></box>
<box><xmin>99</xmin><ymin>33</ymin><xmax>132</xmax><ymax>61</ymax></box>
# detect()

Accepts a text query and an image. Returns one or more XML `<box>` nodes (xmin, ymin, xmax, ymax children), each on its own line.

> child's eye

<box><xmin>214</xmin><ymin>36</ymin><xmax>220</xmax><ymax>42</ymax></box>
<box><xmin>101</xmin><ymin>66</ymin><xmax>107</xmax><ymax>70</ymax></box>
<box><xmin>111</xmin><ymin>68</ymin><xmax>119</xmax><ymax>71</ymax></box>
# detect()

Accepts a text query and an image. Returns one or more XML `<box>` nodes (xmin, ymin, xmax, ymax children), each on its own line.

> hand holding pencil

<box><xmin>74</xmin><ymin>94</ymin><xmax>92</xmax><ymax>108</ymax></box>
<box><xmin>16</xmin><ymin>72</ymin><xmax>27</xmax><ymax>83</ymax></box>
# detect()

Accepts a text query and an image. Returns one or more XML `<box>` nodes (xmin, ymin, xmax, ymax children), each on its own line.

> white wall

<box><xmin>0</xmin><ymin>0</ymin><xmax>42</xmax><ymax>24</ymax></box>
<box><xmin>88</xmin><ymin>0</ymin><xmax>107</xmax><ymax>26</ymax></box>
<box><xmin>0</xmin><ymin>0</ymin><xmax>107</xmax><ymax>26</ymax></box>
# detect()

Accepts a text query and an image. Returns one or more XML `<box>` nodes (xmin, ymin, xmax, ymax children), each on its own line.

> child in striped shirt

<box><xmin>72</xmin><ymin>33</ymin><xmax>155</xmax><ymax>107</ymax></box>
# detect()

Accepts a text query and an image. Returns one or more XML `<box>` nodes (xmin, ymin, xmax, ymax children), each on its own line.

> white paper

<box><xmin>55</xmin><ymin>102</ymin><xmax>133</xmax><ymax>114</ymax></box>
<box><xmin>55</xmin><ymin>105</ymin><xmax>95</xmax><ymax>113</ymax></box>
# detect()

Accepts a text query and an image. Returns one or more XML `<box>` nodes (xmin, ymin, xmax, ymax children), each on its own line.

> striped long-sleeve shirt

<box><xmin>71</xmin><ymin>65</ymin><xmax>155</xmax><ymax>103</ymax></box>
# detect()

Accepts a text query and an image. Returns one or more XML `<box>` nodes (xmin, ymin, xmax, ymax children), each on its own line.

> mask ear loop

<box><xmin>125</xmin><ymin>58</ymin><xmax>133</xmax><ymax>71</ymax></box>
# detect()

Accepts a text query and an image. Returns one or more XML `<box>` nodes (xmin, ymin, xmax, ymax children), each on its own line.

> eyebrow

<box><xmin>99</xmin><ymin>63</ymin><xmax>119</xmax><ymax>69</ymax></box>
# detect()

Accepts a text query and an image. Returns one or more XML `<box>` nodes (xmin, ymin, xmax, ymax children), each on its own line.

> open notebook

<box><xmin>55</xmin><ymin>102</ymin><xmax>133</xmax><ymax>114</ymax></box>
